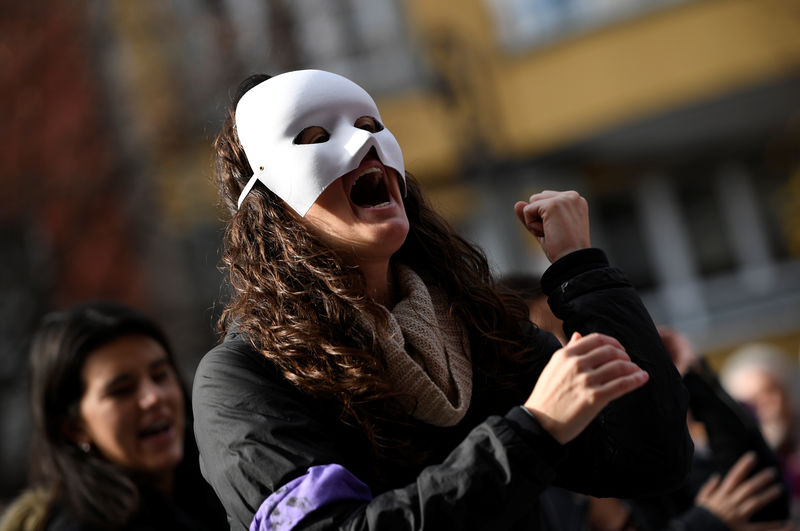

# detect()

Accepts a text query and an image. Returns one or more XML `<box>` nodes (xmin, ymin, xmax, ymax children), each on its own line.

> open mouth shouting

<box><xmin>350</xmin><ymin>167</ymin><xmax>392</xmax><ymax>208</ymax></box>
<box><xmin>344</xmin><ymin>147</ymin><xmax>403</xmax><ymax>213</ymax></box>
<box><xmin>138</xmin><ymin>417</ymin><xmax>178</xmax><ymax>448</ymax></box>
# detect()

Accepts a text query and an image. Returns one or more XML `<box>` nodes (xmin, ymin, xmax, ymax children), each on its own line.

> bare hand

<box><xmin>524</xmin><ymin>332</ymin><xmax>649</xmax><ymax>444</ymax></box>
<box><xmin>514</xmin><ymin>190</ymin><xmax>591</xmax><ymax>263</ymax></box>
<box><xmin>695</xmin><ymin>452</ymin><xmax>787</xmax><ymax>531</ymax></box>
<box><xmin>657</xmin><ymin>326</ymin><xmax>699</xmax><ymax>376</ymax></box>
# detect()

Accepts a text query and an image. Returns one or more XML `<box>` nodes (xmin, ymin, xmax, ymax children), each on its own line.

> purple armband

<box><xmin>250</xmin><ymin>464</ymin><xmax>372</xmax><ymax>531</ymax></box>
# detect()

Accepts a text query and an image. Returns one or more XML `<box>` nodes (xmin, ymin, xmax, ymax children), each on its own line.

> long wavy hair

<box><xmin>28</xmin><ymin>302</ymin><xmax>225</xmax><ymax>529</ymax></box>
<box><xmin>215</xmin><ymin>74</ymin><xmax>541</xmax><ymax>462</ymax></box>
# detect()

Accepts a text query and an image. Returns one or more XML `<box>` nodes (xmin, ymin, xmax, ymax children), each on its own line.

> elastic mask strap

<box><xmin>237</xmin><ymin>174</ymin><xmax>261</xmax><ymax>209</ymax></box>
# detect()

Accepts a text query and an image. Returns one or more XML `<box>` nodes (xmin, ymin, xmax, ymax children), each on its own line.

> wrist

<box><xmin>549</xmin><ymin>244</ymin><xmax>591</xmax><ymax>264</ymax></box>
<box><xmin>522</xmin><ymin>404</ymin><xmax>568</xmax><ymax>445</ymax></box>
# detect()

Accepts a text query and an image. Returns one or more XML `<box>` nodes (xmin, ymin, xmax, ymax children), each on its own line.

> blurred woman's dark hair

<box><xmin>27</xmin><ymin>301</ymin><xmax>218</xmax><ymax>528</ymax></box>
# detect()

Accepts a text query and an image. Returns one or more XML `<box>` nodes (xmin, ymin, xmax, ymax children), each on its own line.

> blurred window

<box><xmin>482</xmin><ymin>0</ymin><xmax>692</xmax><ymax>51</ymax></box>
<box><xmin>593</xmin><ymin>189</ymin><xmax>657</xmax><ymax>292</ymax></box>
<box><xmin>288</xmin><ymin>0</ymin><xmax>420</xmax><ymax>94</ymax></box>
<box><xmin>749</xmin><ymin>169</ymin><xmax>793</xmax><ymax>262</ymax></box>
<box><xmin>586</xmin><ymin>161</ymin><xmax>795</xmax><ymax>296</ymax></box>
<box><xmin>676</xmin><ymin>168</ymin><xmax>736</xmax><ymax>277</ymax></box>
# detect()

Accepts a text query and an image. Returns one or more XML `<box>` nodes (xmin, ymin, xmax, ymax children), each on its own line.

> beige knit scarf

<box><xmin>360</xmin><ymin>265</ymin><xmax>472</xmax><ymax>427</ymax></box>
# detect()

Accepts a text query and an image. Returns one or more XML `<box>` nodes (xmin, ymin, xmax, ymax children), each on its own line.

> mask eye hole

<box><xmin>293</xmin><ymin>126</ymin><xmax>330</xmax><ymax>145</ymax></box>
<box><xmin>355</xmin><ymin>116</ymin><xmax>384</xmax><ymax>133</ymax></box>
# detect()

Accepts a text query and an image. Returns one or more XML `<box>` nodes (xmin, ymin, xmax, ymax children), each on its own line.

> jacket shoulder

<box><xmin>0</xmin><ymin>488</ymin><xmax>54</xmax><ymax>531</ymax></box>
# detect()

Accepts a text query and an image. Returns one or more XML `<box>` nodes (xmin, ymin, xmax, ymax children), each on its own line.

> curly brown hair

<box><xmin>213</xmin><ymin>74</ymin><xmax>541</xmax><ymax>463</ymax></box>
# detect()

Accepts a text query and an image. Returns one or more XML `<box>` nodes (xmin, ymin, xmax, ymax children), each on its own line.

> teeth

<box><xmin>350</xmin><ymin>166</ymin><xmax>390</xmax><ymax>207</ymax></box>
<box><xmin>360</xmin><ymin>167</ymin><xmax>381</xmax><ymax>177</ymax></box>
<box><xmin>140</xmin><ymin>420</ymin><xmax>170</xmax><ymax>436</ymax></box>
<box><xmin>354</xmin><ymin>167</ymin><xmax>381</xmax><ymax>185</ymax></box>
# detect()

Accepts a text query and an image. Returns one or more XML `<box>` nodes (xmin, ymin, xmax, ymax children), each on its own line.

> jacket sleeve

<box><xmin>540</xmin><ymin>248</ymin><xmax>694</xmax><ymax>497</ymax></box>
<box><xmin>193</xmin><ymin>342</ymin><xmax>566</xmax><ymax>531</ymax></box>
<box><xmin>335</xmin><ymin>407</ymin><xmax>565</xmax><ymax>531</ymax></box>
<box><xmin>660</xmin><ymin>506</ymin><xmax>729</xmax><ymax>531</ymax></box>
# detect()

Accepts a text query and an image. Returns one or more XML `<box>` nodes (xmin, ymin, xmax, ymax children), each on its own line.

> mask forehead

<box><xmin>234</xmin><ymin>70</ymin><xmax>405</xmax><ymax>216</ymax></box>
<box><xmin>236</xmin><ymin>70</ymin><xmax>381</xmax><ymax>147</ymax></box>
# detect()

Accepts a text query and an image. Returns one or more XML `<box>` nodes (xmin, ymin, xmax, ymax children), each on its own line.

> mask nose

<box><xmin>343</xmin><ymin>127</ymin><xmax>372</xmax><ymax>157</ymax></box>
<box><xmin>363</xmin><ymin>146</ymin><xmax>379</xmax><ymax>162</ymax></box>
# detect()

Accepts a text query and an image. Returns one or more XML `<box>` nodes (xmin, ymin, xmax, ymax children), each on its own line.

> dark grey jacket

<box><xmin>193</xmin><ymin>249</ymin><xmax>693</xmax><ymax>530</ymax></box>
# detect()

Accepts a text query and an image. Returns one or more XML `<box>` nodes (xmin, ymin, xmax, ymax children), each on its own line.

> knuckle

<box><xmin>585</xmin><ymin>390</ymin><xmax>599</xmax><ymax>407</ymax></box>
<box><xmin>562</xmin><ymin>347</ymin><xmax>579</xmax><ymax>360</ymax></box>
<box><xmin>573</xmin><ymin>355</ymin><xmax>590</xmax><ymax>371</ymax></box>
<box><xmin>610</xmin><ymin>347</ymin><xmax>630</xmax><ymax>362</ymax></box>
<box><xmin>586</xmin><ymin>391</ymin><xmax>600</xmax><ymax>408</ymax></box>
<box><xmin>587</xmin><ymin>332</ymin><xmax>605</xmax><ymax>342</ymax></box>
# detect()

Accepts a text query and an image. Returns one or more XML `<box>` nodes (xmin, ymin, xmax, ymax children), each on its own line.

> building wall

<box><xmin>379</xmin><ymin>0</ymin><xmax>800</xmax><ymax>170</ymax></box>
<box><xmin>374</xmin><ymin>0</ymin><xmax>800</xmax><ymax>355</ymax></box>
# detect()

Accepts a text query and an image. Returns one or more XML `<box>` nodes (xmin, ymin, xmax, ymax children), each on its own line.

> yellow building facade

<box><xmin>380</xmin><ymin>0</ymin><xmax>800</xmax><ymax>175</ymax></box>
<box><xmin>374</xmin><ymin>0</ymin><xmax>800</xmax><ymax>356</ymax></box>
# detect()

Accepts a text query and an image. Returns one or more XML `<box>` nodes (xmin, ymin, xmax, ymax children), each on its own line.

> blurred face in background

<box><xmin>74</xmin><ymin>334</ymin><xmax>185</xmax><ymax>488</ymax></box>
<box><xmin>527</xmin><ymin>296</ymin><xmax>566</xmax><ymax>346</ymax></box>
<box><xmin>728</xmin><ymin>367</ymin><xmax>795</xmax><ymax>452</ymax></box>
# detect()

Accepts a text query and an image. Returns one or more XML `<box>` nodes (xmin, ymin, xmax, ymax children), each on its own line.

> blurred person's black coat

<box><xmin>627</xmin><ymin>358</ymin><xmax>791</xmax><ymax>530</ymax></box>
<box><xmin>1</xmin><ymin>482</ymin><xmax>225</xmax><ymax>531</ymax></box>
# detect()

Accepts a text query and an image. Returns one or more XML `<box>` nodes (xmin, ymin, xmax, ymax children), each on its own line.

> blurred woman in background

<box><xmin>0</xmin><ymin>302</ymin><xmax>225</xmax><ymax>531</ymax></box>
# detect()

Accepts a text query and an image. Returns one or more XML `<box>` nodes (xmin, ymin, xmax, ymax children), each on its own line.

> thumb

<box><xmin>569</xmin><ymin>331</ymin><xmax>582</xmax><ymax>344</ymax></box>
<box><xmin>514</xmin><ymin>201</ymin><xmax>528</xmax><ymax>223</ymax></box>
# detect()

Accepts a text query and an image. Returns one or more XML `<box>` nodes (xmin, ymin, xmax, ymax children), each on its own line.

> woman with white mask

<box><xmin>193</xmin><ymin>70</ymin><xmax>693</xmax><ymax>531</ymax></box>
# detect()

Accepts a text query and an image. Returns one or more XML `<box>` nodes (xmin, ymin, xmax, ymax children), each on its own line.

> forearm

<box><xmin>660</xmin><ymin>506</ymin><xmax>730</xmax><ymax>531</ymax></box>
<box><xmin>283</xmin><ymin>409</ymin><xmax>565</xmax><ymax>530</ymax></box>
<box><xmin>542</xmin><ymin>249</ymin><xmax>693</xmax><ymax>495</ymax></box>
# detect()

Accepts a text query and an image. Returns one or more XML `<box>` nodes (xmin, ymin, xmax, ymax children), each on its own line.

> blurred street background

<box><xmin>1</xmin><ymin>0</ymin><xmax>799</xmax><ymax>502</ymax></box>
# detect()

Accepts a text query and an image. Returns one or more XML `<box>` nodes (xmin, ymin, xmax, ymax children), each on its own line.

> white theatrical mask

<box><xmin>235</xmin><ymin>69</ymin><xmax>405</xmax><ymax>216</ymax></box>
